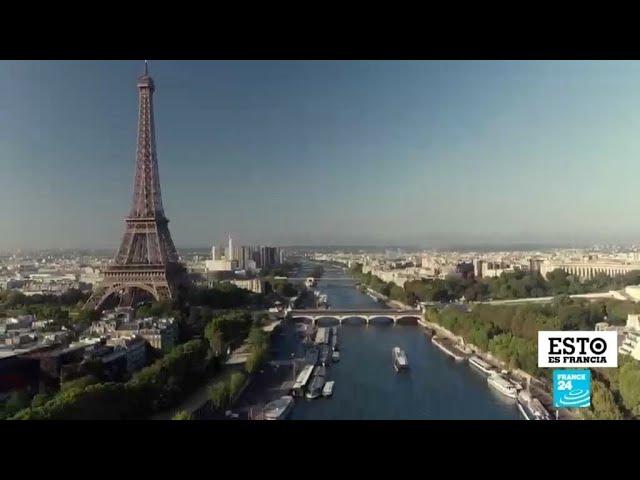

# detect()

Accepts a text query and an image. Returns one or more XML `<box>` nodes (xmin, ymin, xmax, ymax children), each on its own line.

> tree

<box><xmin>31</xmin><ymin>393</ymin><xmax>52</xmax><ymax>408</ymax></box>
<box><xmin>76</xmin><ymin>308</ymin><xmax>100</xmax><ymax>325</ymax></box>
<box><xmin>10</xmin><ymin>339</ymin><xmax>211</xmax><ymax>420</ymax></box>
<box><xmin>590</xmin><ymin>380</ymin><xmax>623</xmax><ymax>420</ymax></box>
<box><xmin>229</xmin><ymin>372</ymin><xmax>246</xmax><ymax>401</ymax></box>
<box><xmin>4</xmin><ymin>291</ymin><xmax>27</xmax><ymax>308</ymax></box>
<box><xmin>60</xmin><ymin>375</ymin><xmax>100</xmax><ymax>393</ymax></box>
<box><xmin>389</xmin><ymin>284</ymin><xmax>407</xmax><ymax>304</ymax></box>
<box><xmin>204</xmin><ymin>323</ymin><xmax>224</xmax><ymax>356</ymax></box>
<box><xmin>245</xmin><ymin>347</ymin><xmax>266</xmax><ymax>374</ymax></box>
<box><xmin>247</xmin><ymin>327</ymin><xmax>267</xmax><ymax>349</ymax></box>
<box><xmin>172</xmin><ymin>410</ymin><xmax>192</xmax><ymax>420</ymax></box>
<box><xmin>619</xmin><ymin>360</ymin><xmax>640</xmax><ymax>416</ymax></box>
<box><xmin>209</xmin><ymin>381</ymin><xmax>230</xmax><ymax>410</ymax></box>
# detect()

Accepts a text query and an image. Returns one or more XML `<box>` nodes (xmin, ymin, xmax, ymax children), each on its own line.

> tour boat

<box><xmin>320</xmin><ymin>344</ymin><xmax>332</xmax><ymax>366</ymax></box>
<box><xmin>305</xmin><ymin>366</ymin><xmax>327</xmax><ymax>399</ymax></box>
<box><xmin>487</xmin><ymin>372</ymin><xmax>518</xmax><ymax>399</ymax></box>
<box><xmin>517</xmin><ymin>390</ymin><xmax>553</xmax><ymax>420</ymax></box>
<box><xmin>392</xmin><ymin>347</ymin><xmax>409</xmax><ymax>371</ymax></box>
<box><xmin>331</xmin><ymin>326</ymin><xmax>339</xmax><ymax>350</ymax></box>
<box><xmin>292</xmin><ymin>364</ymin><xmax>315</xmax><ymax>397</ymax></box>
<box><xmin>263</xmin><ymin>395</ymin><xmax>294</xmax><ymax>420</ymax></box>
<box><xmin>314</xmin><ymin>327</ymin><xmax>329</xmax><ymax>345</ymax></box>
<box><xmin>305</xmin><ymin>346</ymin><xmax>319</xmax><ymax>366</ymax></box>
<box><xmin>322</xmin><ymin>380</ymin><xmax>335</xmax><ymax>397</ymax></box>
<box><xmin>331</xmin><ymin>350</ymin><xmax>340</xmax><ymax>362</ymax></box>
<box><xmin>468</xmin><ymin>355</ymin><xmax>494</xmax><ymax>375</ymax></box>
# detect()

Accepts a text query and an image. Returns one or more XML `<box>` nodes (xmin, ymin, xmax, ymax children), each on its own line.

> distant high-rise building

<box><xmin>227</xmin><ymin>234</ymin><xmax>234</xmax><ymax>261</ymax></box>
<box><xmin>260</xmin><ymin>246</ymin><xmax>281</xmax><ymax>269</ymax></box>
<box><xmin>240</xmin><ymin>245</ymin><xmax>257</xmax><ymax>270</ymax></box>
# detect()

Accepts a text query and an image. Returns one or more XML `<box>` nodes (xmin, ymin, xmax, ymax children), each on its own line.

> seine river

<box><xmin>282</xmin><ymin>262</ymin><xmax>521</xmax><ymax>420</ymax></box>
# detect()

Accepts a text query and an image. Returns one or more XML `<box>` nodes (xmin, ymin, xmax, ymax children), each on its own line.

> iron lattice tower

<box><xmin>88</xmin><ymin>62</ymin><xmax>187</xmax><ymax>310</ymax></box>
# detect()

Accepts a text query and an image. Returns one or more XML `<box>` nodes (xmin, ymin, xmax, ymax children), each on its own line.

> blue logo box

<box><xmin>553</xmin><ymin>369</ymin><xmax>591</xmax><ymax>408</ymax></box>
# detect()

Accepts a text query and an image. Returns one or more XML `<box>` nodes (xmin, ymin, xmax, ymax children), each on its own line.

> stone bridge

<box><xmin>286</xmin><ymin>308</ymin><xmax>423</xmax><ymax>325</ymax></box>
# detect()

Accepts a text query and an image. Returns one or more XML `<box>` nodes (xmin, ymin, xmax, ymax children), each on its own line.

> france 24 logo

<box><xmin>538</xmin><ymin>331</ymin><xmax>618</xmax><ymax>368</ymax></box>
<box><xmin>553</xmin><ymin>370</ymin><xmax>591</xmax><ymax>408</ymax></box>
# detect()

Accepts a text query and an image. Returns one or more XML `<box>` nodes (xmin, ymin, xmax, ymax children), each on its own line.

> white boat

<box><xmin>305</xmin><ymin>366</ymin><xmax>326</xmax><ymax>399</ymax></box>
<box><xmin>468</xmin><ymin>355</ymin><xmax>494</xmax><ymax>375</ymax></box>
<box><xmin>392</xmin><ymin>347</ymin><xmax>409</xmax><ymax>371</ymax></box>
<box><xmin>320</xmin><ymin>344</ymin><xmax>331</xmax><ymax>366</ymax></box>
<box><xmin>263</xmin><ymin>395</ymin><xmax>294</xmax><ymax>420</ymax></box>
<box><xmin>292</xmin><ymin>364</ymin><xmax>314</xmax><ymax>397</ymax></box>
<box><xmin>322</xmin><ymin>380</ymin><xmax>334</xmax><ymax>397</ymax></box>
<box><xmin>487</xmin><ymin>372</ymin><xmax>518</xmax><ymax>399</ymax></box>
<box><xmin>331</xmin><ymin>351</ymin><xmax>340</xmax><ymax>362</ymax></box>
<box><xmin>330</xmin><ymin>326</ymin><xmax>339</xmax><ymax>350</ymax></box>
<box><xmin>314</xmin><ymin>327</ymin><xmax>329</xmax><ymax>345</ymax></box>
<box><xmin>517</xmin><ymin>390</ymin><xmax>553</xmax><ymax>420</ymax></box>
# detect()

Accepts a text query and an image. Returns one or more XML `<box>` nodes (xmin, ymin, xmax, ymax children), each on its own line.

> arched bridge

<box><xmin>286</xmin><ymin>308</ymin><xmax>423</xmax><ymax>325</ymax></box>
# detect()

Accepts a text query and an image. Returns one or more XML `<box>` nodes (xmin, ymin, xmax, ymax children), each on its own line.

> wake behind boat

<box><xmin>392</xmin><ymin>347</ymin><xmax>409</xmax><ymax>372</ymax></box>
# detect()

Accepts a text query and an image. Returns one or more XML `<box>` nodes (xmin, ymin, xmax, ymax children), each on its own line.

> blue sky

<box><xmin>1</xmin><ymin>60</ymin><xmax>640</xmax><ymax>250</ymax></box>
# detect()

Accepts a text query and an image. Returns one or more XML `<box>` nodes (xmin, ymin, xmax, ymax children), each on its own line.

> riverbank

<box><xmin>418</xmin><ymin>316</ymin><xmax>579</xmax><ymax>420</ymax></box>
<box><xmin>152</xmin><ymin>319</ymin><xmax>282</xmax><ymax>420</ymax></box>
<box><xmin>364</xmin><ymin>287</ymin><xmax>413</xmax><ymax>310</ymax></box>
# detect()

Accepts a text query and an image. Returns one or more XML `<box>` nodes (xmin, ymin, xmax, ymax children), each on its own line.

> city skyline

<box><xmin>3</xmin><ymin>60</ymin><xmax>640</xmax><ymax>249</ymax></box>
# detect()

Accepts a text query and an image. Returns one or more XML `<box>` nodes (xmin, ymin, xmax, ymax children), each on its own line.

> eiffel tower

<box><xmin>88</xmin><ymin>62</ymin><xmax>187</xmax><ymax>310</ymax></box>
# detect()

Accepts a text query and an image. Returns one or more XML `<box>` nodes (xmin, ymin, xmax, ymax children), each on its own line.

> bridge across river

<box><xmin>287</xmin><ymin>308</ymin><xmax>423</xmax><ymax>325</ymax></box>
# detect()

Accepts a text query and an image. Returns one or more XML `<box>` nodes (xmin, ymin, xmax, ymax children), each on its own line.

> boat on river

<box><xmin>305</xmin><ymin>366</ymin><xmax>327</xmax><ymax>399</ymax></box>
<box><xmin>468</xmin><ymin>355</ymin><xmax>494</xmax><ymax>375</ymax></box>
<box><xmin>292</xmin><ymin>364</ymin><xmax>314</xmax><ymax>397</ymax></box>
<box><xmin>517</xmin><ymin>390</ymin><xmax>553</xmax><ymax>420</ymax></box>
<box><xmin>305</xmin><ymin>346</ymin><xmax>319</xmax><ymax>366</ymax></box>
<box><xmin>322</xmin><ymin>381</ymin><xmax>335</xmax><ymax>397</ymax></box>
<box><xmin>487</xmin><ymin>372</ymin><xmax>518</xmax><ymax>399</ymax></box>
<box><xmin>330</xmin><ymin>326</ymin><xmax>339</xmax><ymax>350</ymax></box>
<box><xmin>392</xmin><ymin>347</ymin><xmax>409</xmax><ymax>371</ymax></box>
<box><xmin>263</xmin><ymin>395</ymin><xmax>294</xmax><ymax>420</ymax></box>
<box><xmin>320</xmin><ymin>344</ymin><xmax>332</xmax><ymax>366</ymax></box>
<box><xmin>314</xmin><ymin>327</ymin><xmax>329</xmax><ymax>345</ymax></box>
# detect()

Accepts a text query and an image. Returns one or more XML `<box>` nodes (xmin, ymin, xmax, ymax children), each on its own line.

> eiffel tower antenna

<box><xmin>144</xmin><ymin>59</ymin><xmax>149</xmax><ymax>75</ymax></box>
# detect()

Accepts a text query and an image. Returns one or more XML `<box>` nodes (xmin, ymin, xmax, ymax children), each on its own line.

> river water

<box><xmin>283</xmin><ymin>262</ymin><xmax>521</xmax><ymax>420</ymax></box>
